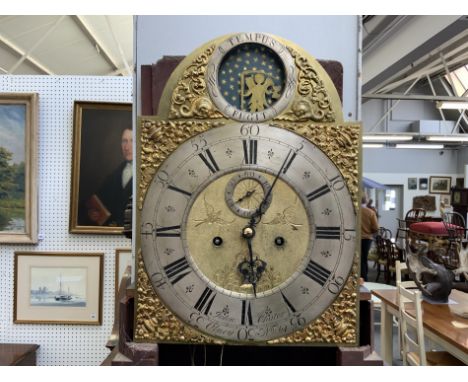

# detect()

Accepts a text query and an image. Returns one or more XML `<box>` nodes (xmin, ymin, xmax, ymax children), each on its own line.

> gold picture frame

<box><xmin>0</xmin><ymin>93</ymin><xmax>38</xmax><ymax>244</ymax></box>
<box><xmin>429</xmin><ymin>176</ymin><xmax>452</xmax><ymax>194</ymax></box>
<box><xmin>14</xmin><ymin>252</ymin><xmax>104</xmax><ymax>324</ymax></box>
<box><xmin>69</xmin><ymin>101</ymin><xmax>132</xmax><ymax>234</ymax></box>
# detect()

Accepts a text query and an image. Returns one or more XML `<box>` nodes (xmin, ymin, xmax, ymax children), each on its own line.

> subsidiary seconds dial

<box><xmin>140</xmin><ymin>123</ymin><xmax>356</xmax><ymax>342</ymax></box>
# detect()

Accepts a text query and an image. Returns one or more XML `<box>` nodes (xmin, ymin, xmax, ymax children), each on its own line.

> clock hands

<box><xmin>235</xmin><ymin>189</ymin><xmax>256</xmax><ymax>204</ymax></box>
<box><xmin>238</xmin><ymin>150</ymin><xmax>293</xmax><ymax>296</ymax></box>
<box><xmin>238</xmin><ymin>226</ymin><xmax>266</xmax><ymax>298</ymax></box>
<box><xmin>249</xmin><ymin>149</ymin><xmax>293</xmax><ymax>227</ymax></box>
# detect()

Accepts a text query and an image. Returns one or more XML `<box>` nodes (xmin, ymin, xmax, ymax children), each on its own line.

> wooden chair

<box><xmin>442</xmin><ymin>211</ymin><xmax>466</xmax><ymax>270</ymax></box>
<box><xmin>376</xmin><ymin>238</ymin><xmax>401</xmax><ymax>284</ymax></box>
<box><xmin>395</xmin><ymin>260</ymin><xmax>415</xmax><ymax>288</ymax></box>
<box><xmin>396</xmin><ymin>208</ymin><xmax>426</xmax><ymax>243</ymax></box>
<box><xmin>397</xmin><ymin>282</ymin><xmax>464</xmax><ymax>366</ymax></box>
<box><xmin>370</xmin><ymin>227</ymin><xmax>392</xmax><ymax>269</ymax></box>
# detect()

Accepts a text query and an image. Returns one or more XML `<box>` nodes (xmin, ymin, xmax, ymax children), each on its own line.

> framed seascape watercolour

<box><xmin>70</xmin><ymin>101</ymin><xmax>132</xmax><ymax>234</ymax></box>
<box><xmin>14</xmin><ymin>252</ymin><xmax>103</xmax><ymax>324</ymax></box>
<box><xmin>0</xmin><ymin>93</ymin><xmax>38</xmax><ymax>243</ymax></box>
<box><xmin>115</xmin><ymin>248</ymin><xmax>133</xmax><ymax>295</ymax></box>
<box><xmin>429</xmin><ymin>176</ymin><xmax>452</xmax><ymax>194</ymax></box>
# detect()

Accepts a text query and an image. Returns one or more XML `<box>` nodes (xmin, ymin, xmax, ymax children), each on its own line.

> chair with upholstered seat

<box><xmin>397</xmin><ymin>282</ymin><xmax>464</xmax><ymax>366</ymax></box>
<box><xmin>396</xmin><ymin>208</ymin><xmax>426</xmax><ymax>244</ymax></box>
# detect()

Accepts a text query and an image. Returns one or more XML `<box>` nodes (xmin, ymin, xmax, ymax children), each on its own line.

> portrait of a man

<box><xmin>70</xmin><ymin>101</ymin><xmax>132</xmax><ymax>234</ymax></box>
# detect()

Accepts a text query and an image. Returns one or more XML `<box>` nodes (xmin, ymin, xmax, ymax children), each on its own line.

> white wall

<box><xmin>0</xmin><ymin>75</ymin><xmax>132</xmax><ymax>365</ymax></box>
<box><xmin>134</xmin><ymin>15</ymin><xmax>360</xmax><ymax>120</ymax></box>
<box><xmin>364</xmin><ymin>172</ymin><xmax>458</xmax><ymax>219</ymax></box>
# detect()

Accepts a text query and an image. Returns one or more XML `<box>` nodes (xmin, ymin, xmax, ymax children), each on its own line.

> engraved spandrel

<box><xmin>193</xmin><ymin>195</ymin><xmax>235</xmax><ymax>227</ymax></box>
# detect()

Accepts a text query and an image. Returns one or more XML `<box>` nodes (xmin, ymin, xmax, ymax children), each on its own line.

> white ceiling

<box><xmin>0</xmin><ymin>15</ymin><xmax>133</xmax><ymax>76</ymax></box>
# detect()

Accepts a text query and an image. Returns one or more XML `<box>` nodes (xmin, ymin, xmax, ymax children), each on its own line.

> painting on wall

<box><xmin>408</xmin><ymin>177</ymin><xmax>417</xmax><ymax>190</ymax></box>
<box><xmin>456</xmin><ymin>177</ymin><xmax>464</xmax><ymax>188</ymax></box>
<box><xmin>0</xmin><ymin>93</ymin><xmax>38</xmax><ymax>243</ymax></box>
<box><xmin>429</xmin><ymin>176</ymin><xmax>452</xmax><ymax>194</ymax></box>
<box><xmin>70</xmin><ymin>101</ymin><xmax>132</xmax><ymax>234</ymax></box>
<box><xmin>14</xmin><ymin>252</ymin><xmax>103</xmax><ymax>324</ymax></box>
<box><xmin>418</xmin><ymin>178</ymin><xmax>428</xmax><ymax>190</ymax></box>
<box><xmin>115</xmin><ymin>248</ymin><xmax>133</xmax><ymax>295</ymax></box>
<box><xmin>413</xmin><ymin>195</ymin><xmax>436</xmax><ymax>211</ymax></box>
<box><xmin>440</xmin><ymin>194</ymin><xmax>451</xmax><ymax>206</ymax></box>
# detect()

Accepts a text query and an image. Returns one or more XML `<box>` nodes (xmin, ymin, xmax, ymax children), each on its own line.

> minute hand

<box><xmin>250</xmin><ymin>150</ymin><xmax>293</xmax><ymax>227</ymax></box>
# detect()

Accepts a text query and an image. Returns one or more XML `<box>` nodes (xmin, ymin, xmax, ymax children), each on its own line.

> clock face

<box><xmin>206</xmin><ymin>33</ymin><xmax>296</xmax><ymax>122</ymax></box>
<box><xmin>140</xmin><ymin>123</ymin><xmax>356</xmax><ymax>342</ymax></box>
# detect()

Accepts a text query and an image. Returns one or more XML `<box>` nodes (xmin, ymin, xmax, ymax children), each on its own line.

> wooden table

<box><xmin>0</xmin><ymin>343</ymin><xmax>39</xmax><ymax>366</ymax></box>
<box><xmin>372</xmin><ymin>289</ymin><xmax>468</xmax><ymax>365</ymax></box>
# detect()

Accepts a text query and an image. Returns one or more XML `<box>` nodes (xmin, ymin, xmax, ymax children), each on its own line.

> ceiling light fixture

<box><xmin>363</xmin><ymin>143</ymin><xmax>384</xmax><ymax>148</ymax></box>
<box><xmin>362</xmin><ymin>135</ymin><xmax>413</xmax><ymax>141</ymax></box>
<box><xmin>436</xmin><ymin>101</ymin><xmax>468</xmax><ymax>110</ymax></box>
<box><xmin>427</xmin><ymin>135</ymin><xmax>468</xmax><ymax>142</ymax></box>
<box><xmin>396</xmin><ymin>144</ymin><xmax>444</xmax><ymax>149</ymax></box>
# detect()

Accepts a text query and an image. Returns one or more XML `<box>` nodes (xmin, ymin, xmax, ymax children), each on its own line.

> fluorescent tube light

<box><xmin>396</xmin><ymin>144</ymin><xmax>444</xmax><ymax>149</ymax></box>
<box><xmin>363</xmin><ymin>143</ymin><xmax>384</xmax><ymax>148</ymax></box>
<box><xmin>427</xmin><ymin>135</ymin><xmax>468</xmax><ymax>142</ymax></box>
<box><xmin>436</xmin><ymin>101</ymin><xmax>468</xmax><ymax>110</ymax></box>
<box><xmin>363</xmin><ymin>135</ymin><xmax>413</xmax><ymax>141</ymax></box>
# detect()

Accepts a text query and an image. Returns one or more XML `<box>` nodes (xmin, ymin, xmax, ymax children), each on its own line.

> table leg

<box><xmin>380</xmin><ymin>301</ymin><xmax>394</xmax><ymax>365</ymax></box>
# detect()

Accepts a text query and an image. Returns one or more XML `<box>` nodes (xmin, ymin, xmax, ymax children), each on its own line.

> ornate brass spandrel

<box><xmin>267</xmin><ymin>261</ymin><xmax>359</xmax><ymax>345</ymax></box>
<box><xmin>168</xmin><ymin>45</ymin><xmax>224</xmax><ymax>120</ymax></box>
<box><xmin>273</xmin><ymin>48</ymin><xmax>338</xmax><ymax>123</ymax></box>
<box><xmin>135</xmin><ymin>249</ymin><xmax>222</xmax><ymax>344</ymax></box>
<box><xmin>138</xmin><ymin>118</ymin><xmax>224</xmax><ymax>210</ymax></box>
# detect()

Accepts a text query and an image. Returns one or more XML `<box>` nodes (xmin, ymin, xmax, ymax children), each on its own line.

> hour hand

<box><xmin>235</xmin><ymin>189</ymin><xmax>256</xmax><ymax>203</ymax></box>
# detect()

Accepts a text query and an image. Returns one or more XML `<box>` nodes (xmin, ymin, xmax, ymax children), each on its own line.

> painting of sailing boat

<box><xmin>30</xmin><ymin>267</ymin><xmax>87</xmax><ymax>307</ymax></box>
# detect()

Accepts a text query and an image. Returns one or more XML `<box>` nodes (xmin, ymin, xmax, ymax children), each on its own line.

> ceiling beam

<box><xmin>0</xmin><ymin>33</ymin><xmax>54</xmax><ymax>74</ymax></box>
<box><xmin>375</xmin><ymin>50</ymin><xmax>468</xmax><ymax>94</ymax></box>
<box><xmin>107</xmin><ymin>63</ymin><xmax>134</xmax><ymax>76</ymax></box>
<box><xmin>363</xmin><ymin>16</ymin><xmax>467</xmax><ymax>94</ymax></box>
<box><xmin>71</xmin><ymin>15</ymin><xmax>120</xmax><ymax>72</ymax></box>
<box><xmin>362</xmin><ymin>94</ymin><xmax>468</xmax><ymax>102</ymax></box>
<box><xmin>8</xmin><ymin>15</ymin><xmax>66</xmax><ymax>74</ymax></box>
<box><xmin>105</xmin><ymin>16</ymin><xmax>132</xmax><ymax>76</ymax></box>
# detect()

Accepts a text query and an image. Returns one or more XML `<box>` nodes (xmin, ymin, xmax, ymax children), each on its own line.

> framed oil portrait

<box><xmin>70</xmin><ymin>101</ymin><xmax>132</xmax><ymax>234</ymax></box>
<box><xmin>419</xmin><ymin>177</ymin><xmax>428</xmax><ymax>190</ymax></box>
<box><xmin>0</xmin><ymin>93</ymin><xmax>38</xmax><ymax>243</ymax></box>
<box><xmin>115</xmin><ymin>248</ymin><xmax>133</xmax><ymax>295</ymax></box>
<box><xmin>408</xmin><ymin>177</ymin><xmax>417</xmax><ymax>190</ymax></box>
<box><xmin>14</xmin><ymin>252</ymin><xmax>103</xmax><ymax>324</ymax></box>
<box><xmin>429</xmin><ymin>176</ymin><xmax>452</xmax><ymax>194</ymax></box>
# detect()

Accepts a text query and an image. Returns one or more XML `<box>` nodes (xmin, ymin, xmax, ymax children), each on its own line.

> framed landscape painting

<box><xmin>0</xmin><ymin>93</ymin><xmax>38</xmax><ymax>243</ymax></box>
<box><xmin>14</xmin><ymin>252</ymin><xmax>103</xmax><ymax>324</ymax></box>
<box><xmin>69</xmin><ymin>101</ymin><xmax>132</xmax><ymax>234</ymax></box>
<box><xmin>429</xmin><ymin>176</ymin><xmax>452</xmax><ymax>194</ymax></box>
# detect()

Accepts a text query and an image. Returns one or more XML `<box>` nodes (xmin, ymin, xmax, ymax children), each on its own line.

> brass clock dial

<box><xmin>206</xmin><ymin>33</ymin><xmax>296</xmax><ymax>122</ymax></box>
<box><xmin>140</xmin><ymin>123</ymin><xmax>356</xmax><ymax>343</ymax></box>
